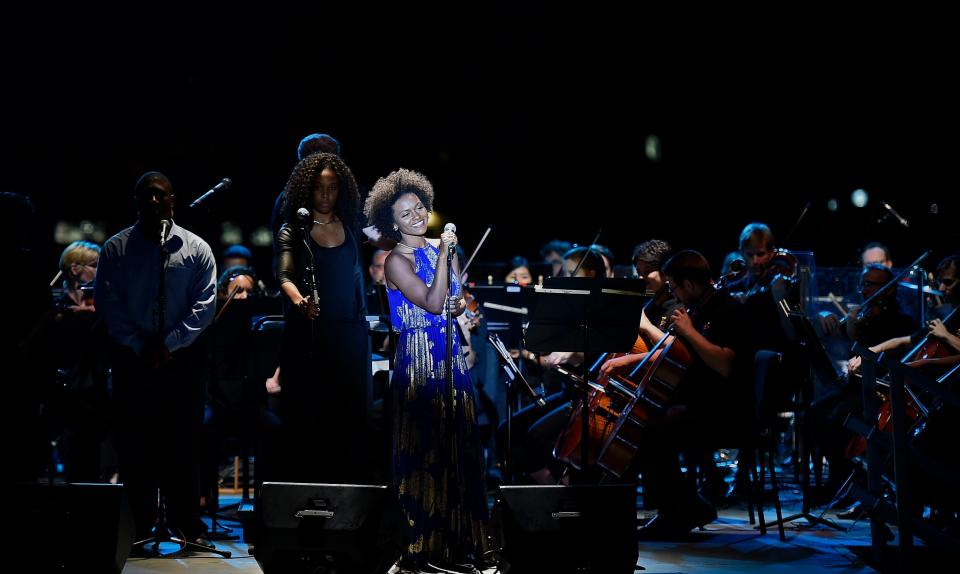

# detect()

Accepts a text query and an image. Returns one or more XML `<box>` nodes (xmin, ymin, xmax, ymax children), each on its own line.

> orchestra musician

<box><xmin>632</xmin><ymin>251</ymin><xmax>749</xmax><ymax>538</ymax></box>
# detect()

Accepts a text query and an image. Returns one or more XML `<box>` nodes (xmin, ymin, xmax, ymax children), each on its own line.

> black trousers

<box><xmin>111</xmin><ymin>342</ymin><xmax>206</xmax><ymax>539</ymax></box>
<box><xmin>633</xmin><ymin>411</ymin><xmax>747</xmax><ymax>511</ymax></box>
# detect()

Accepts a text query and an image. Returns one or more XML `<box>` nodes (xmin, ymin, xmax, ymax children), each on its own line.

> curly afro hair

<box><xmin>362</xmin><ymin>168</ymin><xmax>435</xmax><ymax>242</ymax></box>
<box><xmin>282</xmin><ymin>153</ymin><xmax>360</xmax><ymax>230</ymax></box>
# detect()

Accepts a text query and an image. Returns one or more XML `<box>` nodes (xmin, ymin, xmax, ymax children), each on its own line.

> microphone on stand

<box><xmin>443</xmin><ymin>222</ymin><xmax>457</xmax><ymax>255</ymax></box>
<box><xmin>296</xmin><ymin>208</ymin><xmax>320</xmax><ymax>306</ymax></box>
<box><xmin>159</xmin><ymin>219</ymin><xmax>171</xmax><ymax>246</ymax></box>
<box><xmin>879</xmin><ymin>201</ymin><xmax>909</xmax><ymax>227</ymax></box>
<box><xmin>189</xmin><ymin>178</ymin><xmax>232</xmax><ymax>208</ymax></box>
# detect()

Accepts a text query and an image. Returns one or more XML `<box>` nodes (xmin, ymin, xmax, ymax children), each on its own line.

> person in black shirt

<box><xmin>635</xmin><ymin>250</ymin><xmax>749</xmax><ymax>539</ymax></box>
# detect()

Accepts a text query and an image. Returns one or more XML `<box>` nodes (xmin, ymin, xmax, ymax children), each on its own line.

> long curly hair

<box><xmin>283</xmin><ymin>153</ymin><xmax>360</xmax><ymax>230</ymax></box>
<box><xmin>362</xmin><ymin>168</ymin><xmax>435</xmax><ymax>242</ymax></box>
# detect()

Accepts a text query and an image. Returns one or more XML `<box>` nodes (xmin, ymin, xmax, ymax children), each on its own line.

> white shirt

<box><xmin>95</xmin><ymin>220</ymin><xmax>216</xmax><ymax>353</ymax></box>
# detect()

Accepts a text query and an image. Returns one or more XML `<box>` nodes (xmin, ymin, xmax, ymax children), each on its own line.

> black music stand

<box><xmin>524</xmin><ymin>278</ymin><xmax>646</xmax><ymax>480</ymax></box>
<box><xmin>488</xmin><ymin>333</ymin><xmax>546</xmax><ymax>483</ymax></box>
<box><xmin>767</xmin><ymin>307</ymin><xmax>844</xmax><ymax>532</ymax></box>
<box><xmin>470</xmin><ymin>284</ymin><xmax>536</xmax><ymax>351</ymax></box>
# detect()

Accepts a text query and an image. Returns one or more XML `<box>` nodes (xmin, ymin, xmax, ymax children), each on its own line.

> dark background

<box><xmin>3</xmin><ymin>5</ymin><xmax>956</xmax><ymax>281</ymax></box>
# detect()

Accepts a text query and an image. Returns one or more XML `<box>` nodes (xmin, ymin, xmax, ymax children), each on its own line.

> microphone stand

<box><xmin>446</xmin><ymin>243</ymin><xmax>456</xmax><ymax>425</ymax></box>
<box><xmin>300</xmin><ymin>221</ymin><xmax>320</xmax><ymax>350</ymax></box>
<box><xmin>134</xmin><ymin>223</ymin><xmax>231</xmax><ymax>557</ymax></box>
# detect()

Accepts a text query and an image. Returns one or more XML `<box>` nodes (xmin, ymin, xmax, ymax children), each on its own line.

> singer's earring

<box><xmin>393</xmin><ymin>224</ymin><xmax>399</xmax><ymax>231</ymax></box>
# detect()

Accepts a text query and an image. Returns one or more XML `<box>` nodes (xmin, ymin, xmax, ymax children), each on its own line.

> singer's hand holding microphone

<box><xmin>442</xmin><ymin>222</ymin><xmax>461</xmax><ymax>317</ymax></box>
<box><xmin>441</xmin><ymin>222</ymin><xmax>458</xmax><ymax>253</ymax></box>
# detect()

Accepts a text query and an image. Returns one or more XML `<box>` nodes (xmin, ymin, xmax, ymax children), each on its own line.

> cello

<box><xmin>593</xmin><ymin>263</ymin><xmax>745</xmax><ymax>477</ymax></box>
<box><xmin>552</xmin><ymin>334</ymin><xmax>650</xmax><ymax>469</ymax></box>
<box><xmin>593</xmin><ymin>320</ymin><xmax>693</xmax><ymax>477</ymax></box>
<box><xmin>552</xmin><ymin>282</ymin><xmax>676</xmax><ymax>469</ymax></box>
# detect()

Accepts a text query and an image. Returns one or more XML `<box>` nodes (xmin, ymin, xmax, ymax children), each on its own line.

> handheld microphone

<box><xmin>880</xmin><ymin>201</ymin><xmax>909</xmax><ymax>228</ymax></box>
<box><xmin>189</xmin><ymin>178</ymin><xmax>232</xmax><ymax>208</ymax></box>
<box><xmin>297</xmin><ymin>208</ymin><xmax>311</xmax><ymax>222</ymax></box>
<box><xmin>443</xmin><ymin>222</ymin><xmax>457</xmax><ymax>255</ymax></box>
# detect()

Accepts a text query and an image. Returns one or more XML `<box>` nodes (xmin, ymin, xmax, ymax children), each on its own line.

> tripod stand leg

<box><xmin>169</xmin><ymin>530</ymin><xmax>233</xmax><ymax>558</ymax></box>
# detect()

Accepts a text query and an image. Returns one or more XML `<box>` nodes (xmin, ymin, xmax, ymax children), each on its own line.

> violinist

<box><xmin>726</xmin><ymin>223</ymin><xmax>808</xmax><ymax>435</ymax></box>
<box><xmin>849</xmin><ymin>254</ymin><xmax>960</xmax><ymax>374</ymax></box>
<box><xmin>820</xmin><ymin>264</ymin><xmax>917</xmax><ymax>347</ymax></box>
<box><xmin>540</xmin><ymin>239</ymin><xmax>572</xmax><ymax>278</ymax></box>
<box><xmin>504</xmin><ymin>255</ymin><xmax>533</xmax><ymax>286</ymax></box>
<box><xmin>635</xmin><ymin>250</ymin><xmax>749</xmax><ymax>539</ymax></box>
<box><xmin>727</xmin><ymin>223</ymin><xmax>798</xmax><ymax>351</ymax></box>
<box><xmin>811</xmin><ymin>265</ymin><xmax>918</xmax><ymax>505</ymax></box>
<box><xmin>49</xmin><ymin>241</ymin><xmax>114</xmax><ymax>482</ymax></box>
<box><xmin>592</xmin><ymin>244</ymin><xmax>616</xmax><ymax>278</ymax></box>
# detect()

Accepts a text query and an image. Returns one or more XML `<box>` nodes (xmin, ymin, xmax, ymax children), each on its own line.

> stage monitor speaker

<box><xmin>255</xmin><ymin>482</ymin><xmax>397</xmax><ymax>574</ymax></box>
<box><xmin>496</xmin><ymin>484</ymin><xmax>638</xmax><ymax>574</ymax></box>
<box><xmin>11</xmin><ymin>483</ymin><xmax>134</xmax><ymax>574</ymax></box>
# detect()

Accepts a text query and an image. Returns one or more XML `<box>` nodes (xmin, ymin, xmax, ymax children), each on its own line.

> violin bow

<box><xmin>214</xmin><ymin>283</ymin><xmax>243</xmax><ymax>323</ymax></box>
<box><xmin>782</xmin><ymin>202</ymin><xmax>811</xmax><ymax>245</ymax></box>
<box><xmin>570</xmin><ymin>229</ymin><xmax>603</xmax><ymax>277</ymax></box>
<box><xmin>838</xmin><ymin>250</ymin><xmax>931</xmax><ymax>326</ymax></box>
<box><xmin>459</xmin><ymin>225</ymin><xmax>492</xmax><ymax>282</ymax></box>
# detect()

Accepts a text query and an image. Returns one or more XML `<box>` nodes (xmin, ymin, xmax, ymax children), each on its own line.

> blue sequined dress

<box><xmin>386</xmin><ymin>243</ymin><xmax>488</xmax><ymax>565</ymax></box>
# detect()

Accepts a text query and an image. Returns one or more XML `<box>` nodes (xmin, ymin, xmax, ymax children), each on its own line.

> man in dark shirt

<box><xmin>635</xmin><ymin>250</ymin><xmax>749</xmax><ymax>539</ymax></box>
<box><xmin>97</xmin><ymin>172</ymin><xmax>217</xmax><ymax>546</ymax></box>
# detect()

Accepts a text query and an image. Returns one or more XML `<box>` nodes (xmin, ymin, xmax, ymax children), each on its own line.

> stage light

<box><xmin>220</xmin><ymin>222</ymin><xmax>243</xmax><ymax>245</ymax></box>
<box><xmin>851</xmin><ymin>189</ymin><xmax>868</xmax><ymax>208</ymax></box>
<box><xmin>645</xmin><ymin>135</ymin><xmax>661</xmax><ymax>162</ymax></box>
<box><xmin>827</xmin><ymin>198</ymin><xmax>838</xmax><ymax>212</ymax></box>
<box><xmin>250</xmin><ymin>226</ymin><xmax>273</xmax><ymax>247</ymax></box>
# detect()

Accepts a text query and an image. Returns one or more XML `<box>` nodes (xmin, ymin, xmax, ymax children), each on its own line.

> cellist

<box><xmin>495</xmin><ymin>246</ymin><xmax>605</xmax><ymax>484</ymax></box>
<box><xmin>599</xmin><ymin>239</ymin><xmax>679</xmax><ymax>376</ymax></box>
<box><xmin>632</xmin><ymin>251</ymin><xmax>750</xmax><ymax>539</ymax></box>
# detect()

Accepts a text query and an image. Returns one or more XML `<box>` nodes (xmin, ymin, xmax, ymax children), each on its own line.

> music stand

<box><xmin>767</xmin><ymin>306</ymin><xmax>844</xmax><ymax>532</ymax></box>
<box><xmin>488</xmin><ymin>333</ymin><xmax>547</xmax><ymax>483</ymax></box>
<box><xmin>470</xmin><ymin>284</ymin><xmax>536</xmax><ymax>350</ymax></box>
<box><xmin>524</xmin><ymin>278</ymin><xmax>646</xmax><ymax>479</ymax></box>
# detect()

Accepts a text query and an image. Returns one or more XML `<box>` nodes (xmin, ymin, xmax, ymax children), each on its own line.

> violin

<box><xmin>462</xmin><ymin>287</ymin><xmax>481</xmax><ymax>331</ymax></box>
<box><xmin>847</xmin><ymin>287</ymin><xmax>897</xmax><ymax>333</ymax></box>
<box><xmin>743</xmin><ymin>248</ymin><xmax>798</xmax><ymax>299</ymax></box>
<box><xmin>845</xmin><ymin>307</ymin><xmax>958</xmax><ymax>460</ymax></box>
<box><xmin>840</xmin><ymin>251</ymin><xmax>931</xmax><ymax>332</ymax></box>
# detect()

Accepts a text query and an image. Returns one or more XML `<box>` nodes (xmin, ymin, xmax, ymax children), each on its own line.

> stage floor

<box><xmin>121</xmin><ymin>490</ymin><xmax>885</xmax><ymax>573</ymax></box>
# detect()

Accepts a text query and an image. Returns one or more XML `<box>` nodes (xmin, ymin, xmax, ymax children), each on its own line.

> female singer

<box><xmin>363</xmin><ymin>168</ymin><xmax>487</xmax><ymax>573</ymax></box>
